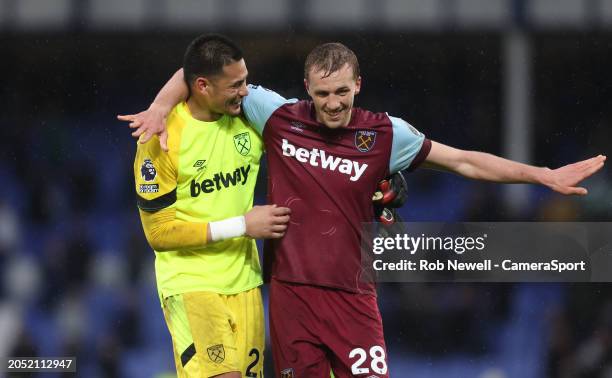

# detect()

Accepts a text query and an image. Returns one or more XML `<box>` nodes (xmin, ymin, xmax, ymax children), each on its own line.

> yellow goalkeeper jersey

<box><xmin>133</xmin><ymin>102</ymin><xmax>264</xmax><ymax>299</ymax></box>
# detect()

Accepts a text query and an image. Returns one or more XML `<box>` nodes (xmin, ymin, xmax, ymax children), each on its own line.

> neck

<box><xmin>186</xmin><ymin>97</ymin><xmax>222</xmax><ymax>122</ymax></box>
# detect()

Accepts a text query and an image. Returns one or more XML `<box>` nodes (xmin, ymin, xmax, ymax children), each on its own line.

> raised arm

<box><xmin>117</xmin><ymin>68</ymin><xmax>188</xmax><ymax>151</ymax></box>
<box><xmin>422</xmin><ymin>140</ymin><xmax>606</xmax><ymax>195</ymax></box>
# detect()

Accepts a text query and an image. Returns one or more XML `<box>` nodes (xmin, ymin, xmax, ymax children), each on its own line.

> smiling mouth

<box><xmin>326</xmin><ymin>111</ymin><xmax>343</xmax><ymax>119</ymax></box>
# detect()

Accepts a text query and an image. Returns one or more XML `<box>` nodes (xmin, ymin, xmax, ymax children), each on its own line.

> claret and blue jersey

<box><xmin>242</xmin><ymin>84</ymin><xmax>431</xmax><ymax>294</ymax></box>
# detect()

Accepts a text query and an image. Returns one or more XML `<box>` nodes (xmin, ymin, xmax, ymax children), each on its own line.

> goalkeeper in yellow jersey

<box><xmin>122</xmin><ymin>34</ymin><xmax>290</xmax><ymax>378</ymax></box>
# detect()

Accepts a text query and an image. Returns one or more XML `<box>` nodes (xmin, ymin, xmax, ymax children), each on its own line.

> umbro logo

<box><xmin>193</xmin><ymin>160</ymin><xmax>207</xmax><ymax>171</ymax></box>
<box><xmin>290</xmin><ymin>121</ymin><xmax>306</xmax><ymax>133</ymax></box>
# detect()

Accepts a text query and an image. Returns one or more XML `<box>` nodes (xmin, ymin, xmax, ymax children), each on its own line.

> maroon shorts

<box><xmin>269</xmin><ymin>279</ymin><xmax>389</xmax><ymax>378</ymax></box>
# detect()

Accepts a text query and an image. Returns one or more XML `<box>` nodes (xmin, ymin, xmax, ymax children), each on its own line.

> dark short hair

<box><xmin>304</xmin><ymin>42</ymin><xmax>360</xmax><ymax>80</ymax></box>
<box><xmin>183</xmin><ymin>34</ymin><xmax>243</xmax><ymax>86</ymax></box>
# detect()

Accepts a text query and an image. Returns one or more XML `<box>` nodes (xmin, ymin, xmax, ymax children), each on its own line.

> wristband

<box><xmin>209</xmin><ymin>216</ymin><xmax>246</xmax><ymax>241</ymax></box>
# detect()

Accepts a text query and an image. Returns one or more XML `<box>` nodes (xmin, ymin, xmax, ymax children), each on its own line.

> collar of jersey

<box><xmin>177</xmin><ymin>102</ymin><xmax>229</xmax><ymax>126</ymax></box>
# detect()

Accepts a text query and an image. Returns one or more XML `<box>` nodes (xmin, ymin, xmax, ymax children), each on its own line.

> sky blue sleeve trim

<box><xmin>242</xmin><ymin>84</ymin><xmax>297</xmax><ymax>135</ymax></box>
<box><xmin>389</xmin><ymin>115</ymin><xmax>426</xmax><ymax>173</ymax></box>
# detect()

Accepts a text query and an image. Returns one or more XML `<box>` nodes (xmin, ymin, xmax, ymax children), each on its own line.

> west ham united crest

<box><xmin>207</xmin><ymin>344</ymin><xmax>225</xmax><ymax>363</ymax></box>
<box><xmin>140</xmin><ymin>158</ymin><xmax>157</xmax><ymax>181</ymax></box>
<box><xmin>355</xmin><ymin>130</ymin><xmax>377</xmax><ymax>152</ymax></box>
<box><xmin>233</xmin><ymin>132</ymin><xmax>251</xmax><ymax>156</ymax></box>
<box><xmin>280</xmin><ymin>368</ymin><xmax>295</xmax><ymax>378</ymax></box>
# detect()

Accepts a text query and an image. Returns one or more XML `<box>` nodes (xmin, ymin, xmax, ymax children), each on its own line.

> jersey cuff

<box><xmin>407</xmin><ymin>138</ymin><xmax>432</xmax><ymax>172</ymax></box>
<box><xmin>137</xmin><ymin>189</ymin><xmax>177</xmax><ymax>212</ymax></box>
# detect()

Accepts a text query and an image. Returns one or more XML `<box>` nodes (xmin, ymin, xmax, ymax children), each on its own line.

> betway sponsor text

<box><xmin>281</xmin><ymin>139</ymin><xmax>368</xmax><ymax>182</ymax></box>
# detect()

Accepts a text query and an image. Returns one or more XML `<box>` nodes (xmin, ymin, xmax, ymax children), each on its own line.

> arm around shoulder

<box><xmin>118</xmin><ymin>68</ymin><xmax>189</xmax><ymax>151</ymax></box>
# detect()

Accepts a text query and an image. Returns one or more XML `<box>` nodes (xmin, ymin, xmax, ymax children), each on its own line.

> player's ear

<box><xmin>194</xmin><ymin>77</ymin><xmax>210</xmax><ymax>95</ymax></box>
<box><xmin>354</xmin><ymin>76</ymin><xmax>362</xmax><ymax>95</ymax></box>
<box><xmin>303</xmin><ymin>78</ymin><xmax>310</xmax><ymax>94</ymax></box>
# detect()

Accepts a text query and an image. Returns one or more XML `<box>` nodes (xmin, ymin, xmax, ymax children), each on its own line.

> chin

<box><xmin>323</xmin><ymin>116</ymin><xmax>349</xmax><ymax>129</ymax></box>
<box><xmin>324</xmin><ymin>122</ymin><xmax>343</xmax><ymax>129</ymax></box>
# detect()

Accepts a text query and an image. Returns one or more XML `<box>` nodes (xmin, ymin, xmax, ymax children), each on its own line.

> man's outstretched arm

<box><xmin>117</xmin><ymin>68</ymin><xmax>188</xmax><ymax>151</ymax></box>
<box><xmin>422</xmin><ymin>140</ymin><xmax>606</xmax><ymax>195</ymax></box>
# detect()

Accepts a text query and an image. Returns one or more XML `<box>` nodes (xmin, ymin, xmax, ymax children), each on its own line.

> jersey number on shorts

<box><xmin>245</xmin><ymin>348</ymin><xmax>261</xmax><ymax>377</ymax></box>
<box><xmin>349</xmin><ymin>345</ymin><xmax>388</xmax><ymax>375</ymax></box>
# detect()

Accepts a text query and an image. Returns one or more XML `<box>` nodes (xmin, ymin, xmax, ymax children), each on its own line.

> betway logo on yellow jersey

<box><xmin>281</xmin><ymin>139</ymin><xmax>368</xmax><ymax>181</ymax></box>
<box><xmin>191</xmin><ymin>165</ymin><xmax>251</xmax><ymax>196</ymax></box>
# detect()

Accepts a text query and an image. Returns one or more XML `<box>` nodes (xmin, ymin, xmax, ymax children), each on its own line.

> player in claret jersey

<box><xmin>121</xmin><ymin>41</ymin><xmax>605</xmax><ymax>378</ymax></box>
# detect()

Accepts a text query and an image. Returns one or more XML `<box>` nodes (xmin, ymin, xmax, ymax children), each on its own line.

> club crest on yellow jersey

<box><xmin>234</xmin><ymin>132</ymin><xmax>251</xmax><ymax>156</ymax></box>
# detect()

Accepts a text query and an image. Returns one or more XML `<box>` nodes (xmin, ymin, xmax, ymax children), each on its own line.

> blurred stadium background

<box><xmin>0</xmin><ymin>0</ymin><xmax>611</xmax><ymax>376</ymax></box>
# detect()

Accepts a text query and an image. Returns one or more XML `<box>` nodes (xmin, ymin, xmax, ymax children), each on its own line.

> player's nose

<box><xmin>327</xmin><ymin>96</ymin><xmax>341</xmax><ymax>111</ymax></box>
<box><xmin>239</xmin><ymin>82</ymin><xmax>249</xmax><ymax>97</ymax></box>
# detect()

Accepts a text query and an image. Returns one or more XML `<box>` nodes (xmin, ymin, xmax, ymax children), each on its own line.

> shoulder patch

<box><xmin>140</xmin><ymin>159</ymin><xmax>157</xmax><ymax>181</ymax></box>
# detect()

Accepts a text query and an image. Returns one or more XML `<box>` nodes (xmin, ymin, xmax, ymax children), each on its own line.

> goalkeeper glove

<box><xmin>373</xmin><ymin>172</ymin><xmax>408</xmax><ymax>238</ymax></box>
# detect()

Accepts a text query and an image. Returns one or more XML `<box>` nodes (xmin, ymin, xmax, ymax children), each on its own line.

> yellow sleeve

<box><xmin>139</xmin><ymin>207</ymin><xmax>210</xmax><ymax>252</ymax></box>
<box><xmin>134</xmin><ymin>136</ymin><xmax>177</xmax><ymax>212</ymax></box>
